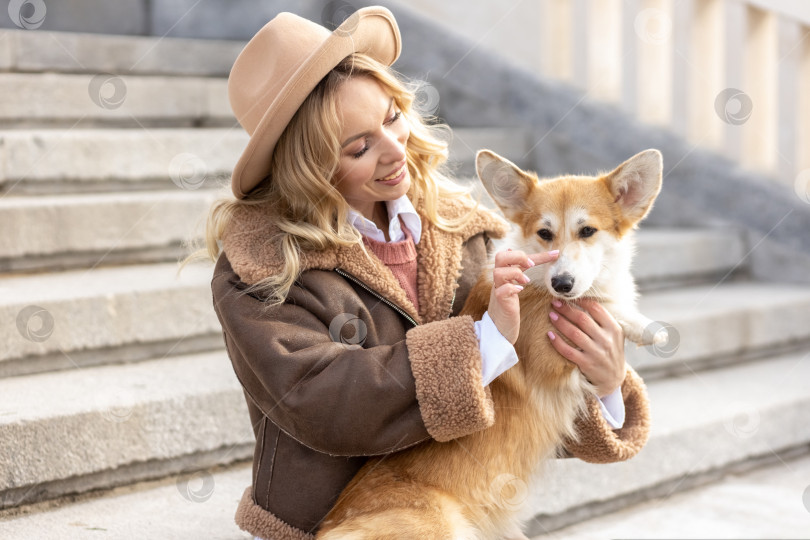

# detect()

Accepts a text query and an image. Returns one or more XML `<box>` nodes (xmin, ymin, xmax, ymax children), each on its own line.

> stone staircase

<box><xmin>1</xmin><ymin>27</ymin><xmax>809</xmax><ymax>539</ymax></box>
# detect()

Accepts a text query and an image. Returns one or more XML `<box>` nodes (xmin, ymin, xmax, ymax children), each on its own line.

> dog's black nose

<box><xmin>551</xmin><ymin>273</ymin><xmax>575</xmax><ymax>294</ymax></box>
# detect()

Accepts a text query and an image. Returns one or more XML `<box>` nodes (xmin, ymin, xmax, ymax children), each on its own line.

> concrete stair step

<box><xmin>0</xmin><ymin>126</ymin><xmax>511</xmax><ymax>195</ymax></box>
<box><xmin>3</xmin><ymin>448</ymin><xmax>807</xmax><ymax>539</ymax></box>
<box><xmin>629</xmin><ymin>281</ymin><xmax>810</xmax><ymax>379</ymax></box>
<box><xmin>520</xmin><ymin>349</ymin><xmax>810</xmax><ymax>536</ymax></box>
<box><xmin>1</xmin><ymin>350</ymin><xmax>807</xmax><ymax>537</ymax></box>
<box><xmin>0</xmin><ymin>189</ymin><xmax>218</xmax><ymax>273</ymax></box>
<box><xmin>0</xmin><ymin>462</ymin><xmax>253</xmax><ymax>540</ymax></box>
<box><xmin>0</xmin><ymin>72</ymin><xmax>231</xmax><ymax>128</ymax></box>
<box><xmin>0</xmin><ymin>128</ymin><xmax>245</xmax><ymax>194</ymax></box>
<box><xmin>529</xmin><ymin>450</ymin><xmax>810</xmax><ymax>539</ymax></box>
<box><xmin>0</xmin><ymin>28</ymin><xmax>243</xmax><ymax>77</ymax></box>
<box><xmin>0</xmin><ymin>261</ymin><xmax>219</xmax><ymax>379</ymax></box>
<box><xmin>633</xmin><ymin>226</ymin><xmax>748</xmax><ymax>289</ymax></box>
<box><xmin>0</xmin><ymin>351</ymin><xmax>253</xmax><ymax>512</ymax></box>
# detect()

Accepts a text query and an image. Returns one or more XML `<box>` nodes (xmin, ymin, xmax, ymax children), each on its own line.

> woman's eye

<box><xmin>349</xmin><ymin>111</ymin><xmax>400</xmax><ymax>159</ymax></box>
<box><xmin>580</xmin><ymin>226</ymin><xmax>597</xmax><ymax>238</ymax></box>
<box><xmin>352</xmin><ymin>143</ymin><xmax>369</xmax><ymax>159</ymax></box>
<box><xmin>537</xmin><ymin>229</ymin><xmax>553</xmax><ymax>241</ymax></box>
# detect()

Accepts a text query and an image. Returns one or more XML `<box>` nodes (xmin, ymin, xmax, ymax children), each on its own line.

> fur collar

<box><xmin>221</xmin><ymin>195</ymin><xmax>509</xmax><ymax>324</ymax></box>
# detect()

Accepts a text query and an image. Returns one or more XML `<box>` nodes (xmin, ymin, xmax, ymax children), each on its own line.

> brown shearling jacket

<box><xmin>210</xmin><ymin>195</ymin><xmax>650</xmax><ymax>540</ymax></box>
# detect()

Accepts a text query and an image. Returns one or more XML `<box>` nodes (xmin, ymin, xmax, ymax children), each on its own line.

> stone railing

<box><xmin>397</xmin><ymin>0</ymin><xmax>810</xmax><ymax>199</ymax></box>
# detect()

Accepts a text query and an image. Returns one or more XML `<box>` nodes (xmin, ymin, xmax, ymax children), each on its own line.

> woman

<box><xmin>180</xmin><ymin>7</ymin><xmax>648</xmax><ymax>540</ymax></box>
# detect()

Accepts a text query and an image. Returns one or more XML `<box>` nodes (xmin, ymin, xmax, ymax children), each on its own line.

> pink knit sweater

<box><xmin>362</xmin><ymin>218</ymin><xmax>420</xmax><ymax>313</ymax></box>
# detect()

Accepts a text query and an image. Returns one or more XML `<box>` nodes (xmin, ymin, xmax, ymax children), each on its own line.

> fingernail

<box><xmin>527</xmin><ymin>258</ymin><xmax>535</xmax><ymax>267</ymax></box>
<box><xmin>547</xmin><ymin>331</ymin><xmax>556</xmax><ymax>340</ymax></box>
<box><xmin>549</xmin><ymin>311</ymin><xmax>558</xmax><ymax>321</ymax></box>
<box><xmin>552</xmin><ymin>299</ymin><xmax>562</xmax><ymax>308</ymax></box>
<box><xmin>515</xmin><ymin>285</ymin><xmax>524</xmax><ymax>291</ymax></box>
<box><xmin>522</xmin><ymin>273</ymin><xmax>531</xmax><ymax>283</ymax></box>
<box><xmin>548</xmin><ymin>250</ymin><xmax>560</xmax><ymax>256</ymax></box>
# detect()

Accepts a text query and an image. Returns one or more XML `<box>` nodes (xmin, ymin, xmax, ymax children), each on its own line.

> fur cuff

<box><xmin>406</xmin><ymin>315</ymin><xmax>496</xmax><ymax>442</ymax></box>
<box><xmin>235</xmin><ymin>486</ymin><xmax>315</xmax><ymax>540</ymax></box>
<box><xmin>563</xmin><ymin>365</ymin><xmax>651</xmax><ymax>463</ymax></box>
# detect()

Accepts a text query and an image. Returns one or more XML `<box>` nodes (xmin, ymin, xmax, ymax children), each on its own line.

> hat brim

<box><xmin>231</xmin><ymin>7</ymin><xmax>402</xmax><ymax>199</ymax></box>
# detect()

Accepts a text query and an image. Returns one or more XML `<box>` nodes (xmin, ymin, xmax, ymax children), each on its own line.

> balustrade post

<box><xmin>636</xmin><ymin>0</ymin><xmax>674</xmax><ymax>125</ymax></box>
<box><xmin>742</xmin><ymin>5</ymin><xmax>779</xmax><ymax>171</ymax></box>
<box><xmin>799</xmin><ymin>25</ymin><xmax>810</xmax><ymax>175</ymax></box>
<box><xmin>541</xmin><ymin>0</ymin><xmax>574</xmax><ymax>82</ymax></box>
<box><xmin>587</xmin><ymin>0</ymin><xmax>624</xmax><ymax>102</ymax></box>
<box><xmin>689</xmin><ymin>0</ymin><xmax>726</xmax><ymax>148</ymax></box>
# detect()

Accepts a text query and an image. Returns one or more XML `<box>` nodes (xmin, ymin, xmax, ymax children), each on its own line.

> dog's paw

<box><xmin>639</xmin><ymin>325</ymin><xmax>669</xmax><ymax>348</ymax></box>
<box><xmin>620</xmin><ymin>319</ymin><xmax>669</xmax><ymax>347</ymax></box>
<box><xmin>619</xmin><ymin>320</ymin><xmax>646</xmax><ymax>345</ymax></box>
<box><xmin>651</xmin><ymin>326</ymin><xmax>669</xmax><ymax>347</ymax></box>
<box><xmin>622</xmin><ymin>320</ymin><xmax>670</xmax><ymax>348</ymax></box>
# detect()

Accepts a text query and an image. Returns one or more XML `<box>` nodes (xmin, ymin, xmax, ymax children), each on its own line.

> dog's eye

<box><xmin>579</xmin><ymin>226</ymin><xmax>597</xmax><ymax>238</ymax></box>
<box><xmin>537</xmin><ymin>229</ymin><xmax>553</xmax><ymax>241</ymax></box>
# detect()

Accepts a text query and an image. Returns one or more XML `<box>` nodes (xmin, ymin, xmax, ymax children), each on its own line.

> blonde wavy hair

<box><xmin>178</xmin><ymin>53</ymin><xmax>479</xmax><ymax>307</ymax></box>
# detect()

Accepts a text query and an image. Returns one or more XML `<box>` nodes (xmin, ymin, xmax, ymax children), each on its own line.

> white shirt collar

<box><xmin>346</xmin><ymin>195</ymin><xmax>422</xmax><ymax>244</ymax></box>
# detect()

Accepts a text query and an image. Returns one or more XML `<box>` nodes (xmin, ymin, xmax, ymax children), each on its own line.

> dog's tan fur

<box><xmin>316</xmin><ymin>149</ymin><xmax>663</xmax><ymax>540</ymax></box>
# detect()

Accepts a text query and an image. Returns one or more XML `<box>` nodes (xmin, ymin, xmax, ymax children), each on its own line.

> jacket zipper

<box><xmin>334</xmin><ymin>268</ymin><xmax>419</xmax><ymax>327</ymax></box>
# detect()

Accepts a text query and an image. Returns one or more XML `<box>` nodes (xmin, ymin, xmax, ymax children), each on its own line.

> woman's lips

<box><xmin>376</xmin><ymin>163</ymin><xmax>407</xmax><ymax>185</ymax></box>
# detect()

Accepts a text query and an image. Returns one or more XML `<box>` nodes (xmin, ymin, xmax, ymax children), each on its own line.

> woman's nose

<box><xmin>380</xmin><ymin>130</ymin><xmax>406</xmax><ymax>162</ymax></box>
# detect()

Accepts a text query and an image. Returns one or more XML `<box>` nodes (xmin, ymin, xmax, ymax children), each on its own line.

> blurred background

<box><xmin>0</xmin><ymin>1</ymin><xmax>808</xmax><ymax>538</ymax></box>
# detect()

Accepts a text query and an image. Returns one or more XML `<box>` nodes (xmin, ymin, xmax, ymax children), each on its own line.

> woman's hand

<box><xmin>547</xmin><ymin>298</ymin><xmax>626</xmax><ymax>397</ymax></box>
<box><xmin>488</xmin><ymin>249</ymin><xmax>559</xmax><ymax>344</ymax></box>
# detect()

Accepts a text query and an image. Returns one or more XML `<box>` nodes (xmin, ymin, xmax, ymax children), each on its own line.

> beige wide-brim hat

<box><xmin>227</xmin><ymin>6</ymin><xmax>402</xmax><ymax>199</ymax></box>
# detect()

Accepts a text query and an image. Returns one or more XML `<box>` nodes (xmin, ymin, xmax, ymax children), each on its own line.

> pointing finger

<box><xmin>494</xmin><ymin>249</ymin><xmax>534</xmax><ymax>270</ymax></box>
<box><xmin>528</xmin><ymin>250</ymin><xmax>560</xmax><ymax>266</ymax></box>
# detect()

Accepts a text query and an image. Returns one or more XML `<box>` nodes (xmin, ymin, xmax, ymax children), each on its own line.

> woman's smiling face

<box><xmin>333</xmin><ymin>76</ymin><xmax>411</xmax><ymax>219</ymax></box>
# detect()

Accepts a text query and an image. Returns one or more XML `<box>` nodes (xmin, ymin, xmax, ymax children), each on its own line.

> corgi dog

<box><xmin>316</xmin><ymin>149</ymin><xmax>664</xmax><ymax>540</ymax></box>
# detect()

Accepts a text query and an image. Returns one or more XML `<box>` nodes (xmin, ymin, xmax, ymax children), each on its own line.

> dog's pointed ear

<box><xmin>603</xmin><ymin>149</ymin><xmax>663</xmax><ymax>226</ymax></box>
<box><xmin>476</xmin><ymin>150</ymin><xmax>536</xmax><ymax>221</ymax></box>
